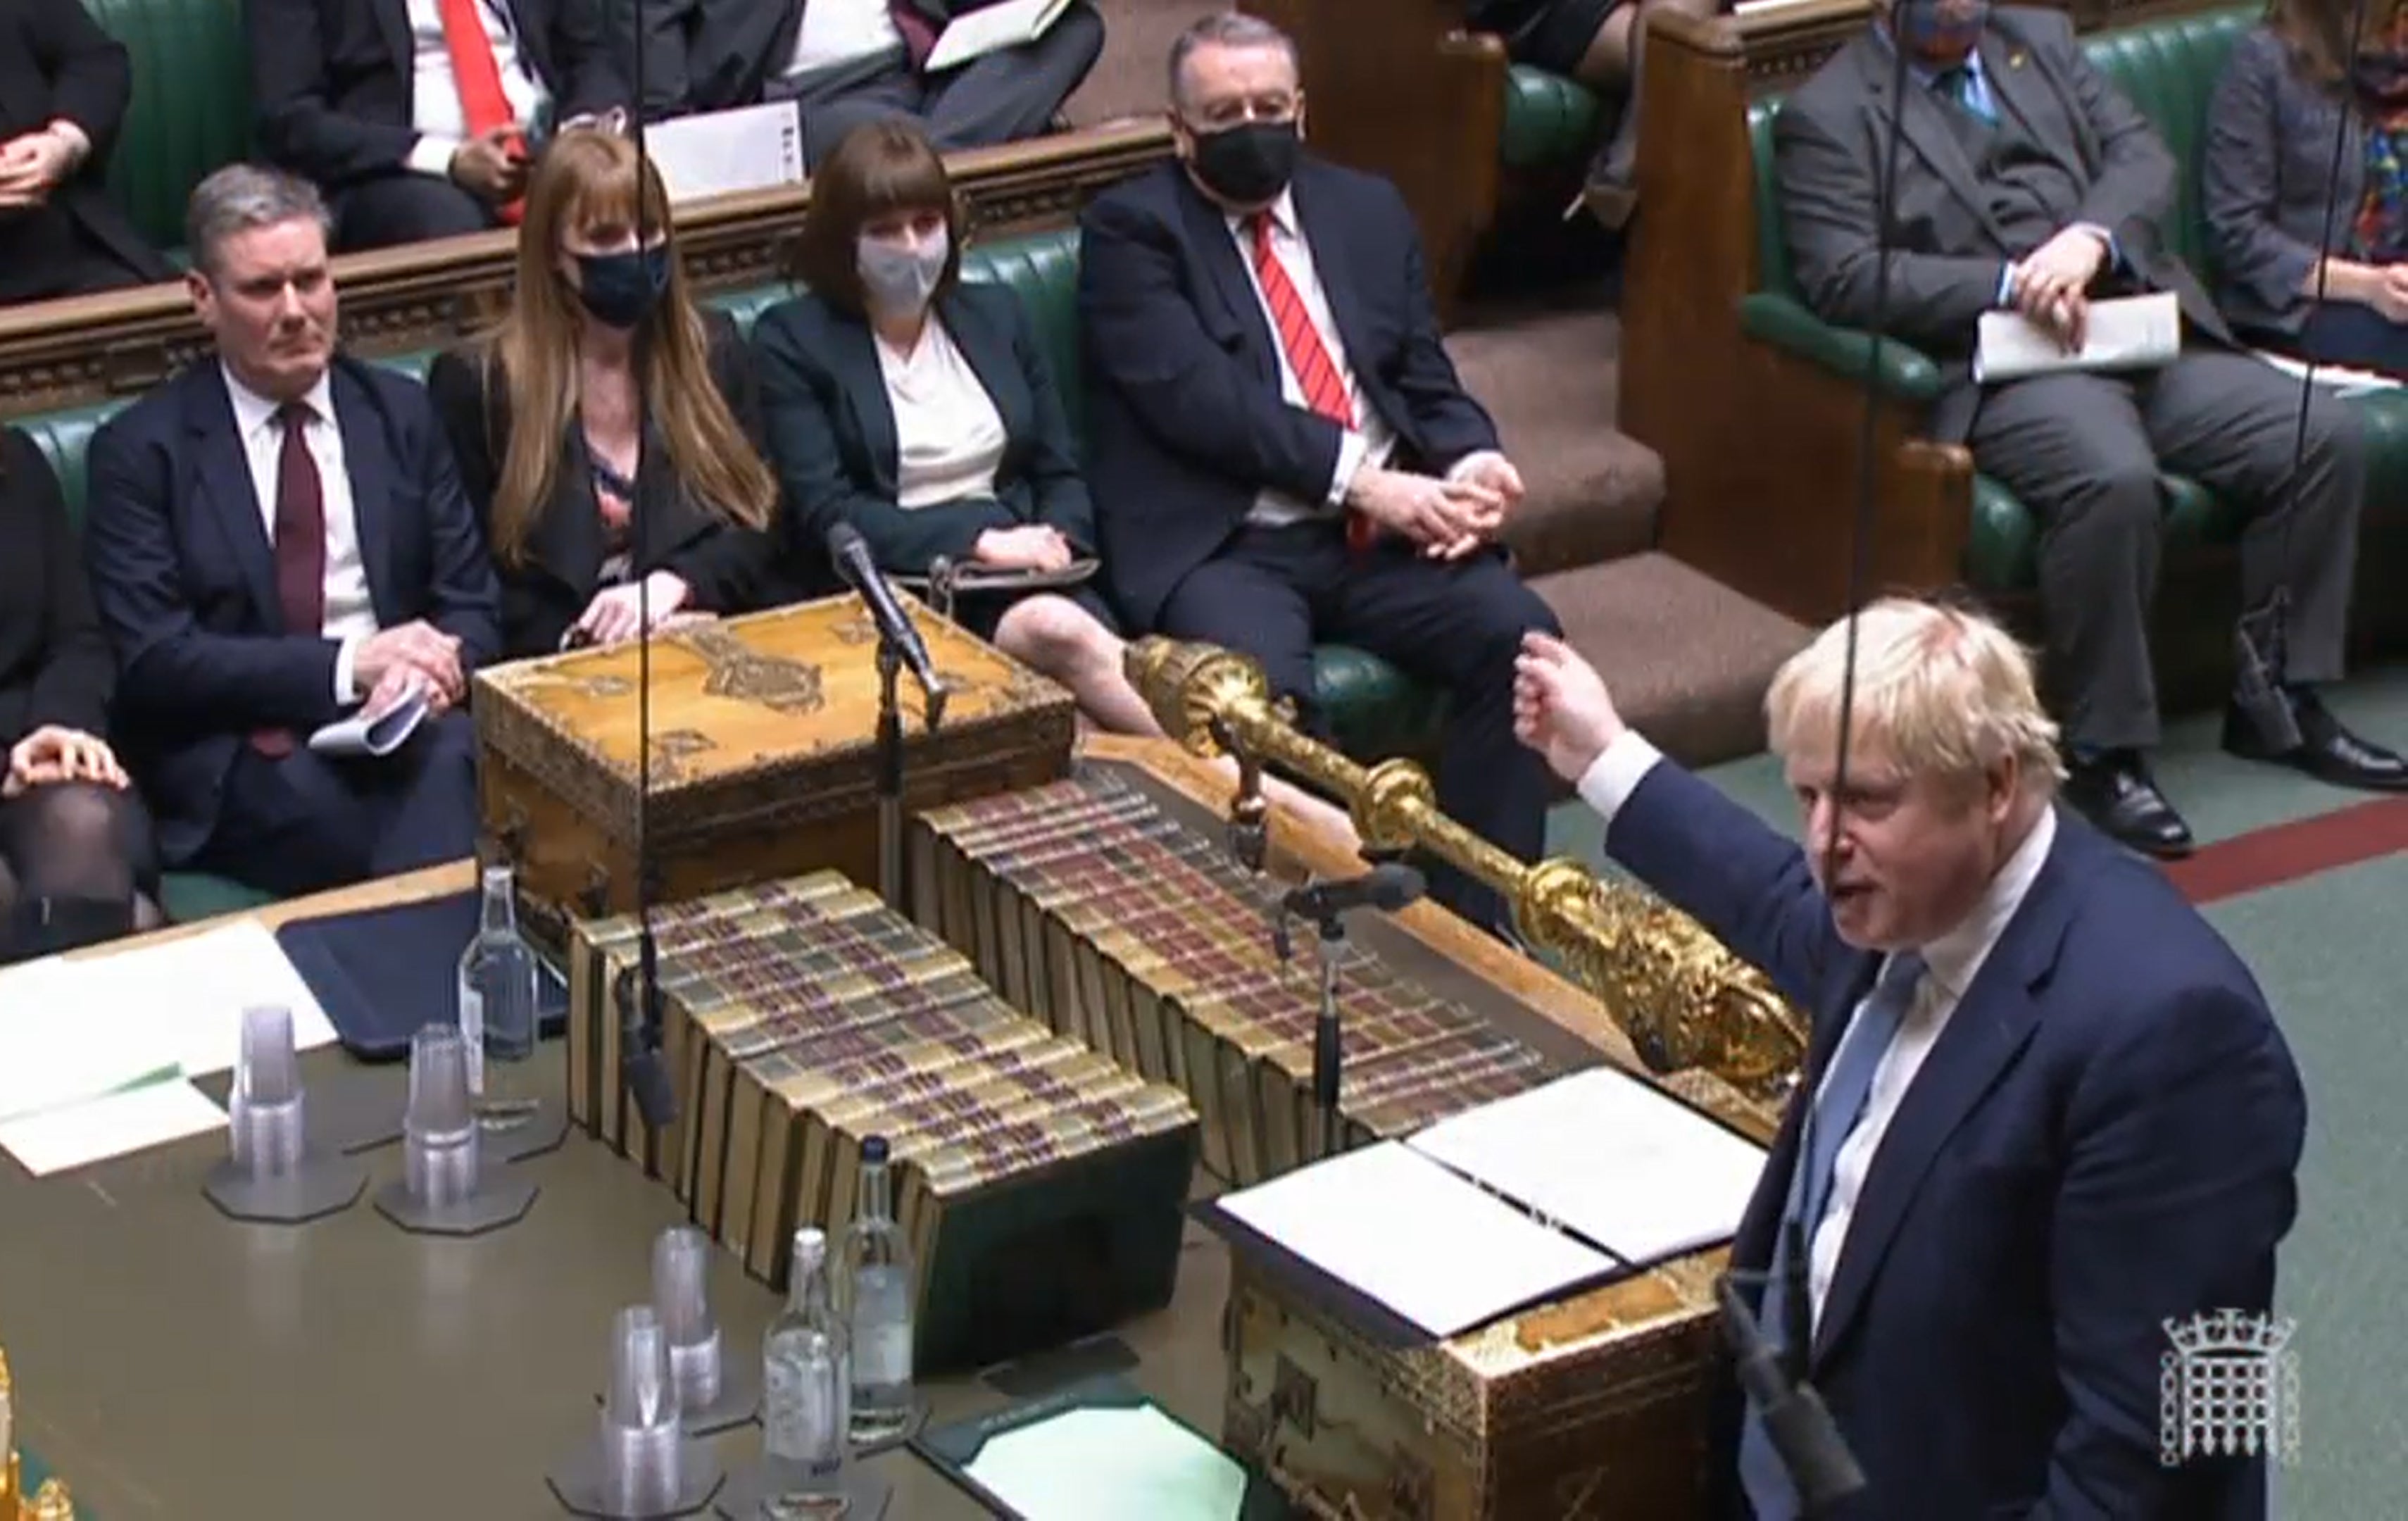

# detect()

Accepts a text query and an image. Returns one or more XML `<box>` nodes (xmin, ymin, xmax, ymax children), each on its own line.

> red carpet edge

<box><xmin>2161</xmin><ymin>794</ymin><xmax>2408</xmax><ymax>906</ymax></box>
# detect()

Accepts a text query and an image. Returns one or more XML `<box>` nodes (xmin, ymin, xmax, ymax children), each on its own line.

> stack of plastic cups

<box><xmin>656</xmin><ymin>1226</ymin><xmax>758</xmax><ymax>1434</ymax></box>
<box><xmin>203</xmin><ymin>1003</ymin><xmax>366</xmax><ymax>1222</ymax></box>
<box><xmin>375</xmin><ymin>1022</ymin><xmax>537</xmax><ymax>1234</ymax></box>
<box><xmin>552</xmin><ymin>1305</ymin><xmax>723</xmax><ymax>1517</ymax></box>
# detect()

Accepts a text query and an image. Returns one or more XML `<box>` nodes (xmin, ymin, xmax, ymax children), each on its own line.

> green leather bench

<box><xmin>1501</xmin><ymin>64</ymin><xmax>1603</xmax><ymax>173</ymax></box>
<box><xmin>1739</xmin><ymin>5</ymin><xmax>2408</xmax><ymax>603</ymax></box>
<box><xmin>13</xmin><ymin>229</ymin><xmax>1446</xmax><ymax>919</ymax></box>
<box><xmin>88</xmin><ymin>0</ymin><xmax>252</xmax><ymax>263</ymax></box>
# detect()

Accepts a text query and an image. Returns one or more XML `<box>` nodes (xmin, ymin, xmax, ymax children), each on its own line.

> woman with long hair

<box><xmin>0</xmin><ymin>429</ymin><xmax>162</xmax><ymax>961</ymax></box>
<box><xmin>2205</xmin><ymin>0</ymin><xmax>2408</xmax><ymax>375</ymax></box>
<box><xmin>428</xmin><ymin>129</ymin><xmax>790</xmax><ymax>661</ymax></box>
<box><xmin>752</xmin><ymin>120</ymin><xmax>1359</xmax><ymax>845</ymax></box>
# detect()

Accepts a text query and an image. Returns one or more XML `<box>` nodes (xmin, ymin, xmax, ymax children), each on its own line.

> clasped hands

<box><xmin>973</xmin><ymin>525</ymin><xmax>1075</xmax><ymax>572</ymax></box>
<box><xmin>354</xmin><ymin>620</ymin><xmax>467</xmax><ymax>719</ymax></box>
<box><xmin>2005</xmin><ymin>225</ymin><xmax>2112</xmax><ymax>352</ymax></box>
<box><xmin>449</xmin><ymin>110</ymin><xmax>629</xmax><ymax>204</ymax></box>
<box><xmin>3</xmin><ymin>725</ymin><xmax>128</xmax><ymax>799</ymax></box>
<box><xmin>1348</xmin><ymin>453</ymin><xmax>1525</xmax><ymax>561</ymax></box>
<box><xmin>0</xmin><ymin>123</ymin><xmax>81</xmax><ymax>211</ymax></box>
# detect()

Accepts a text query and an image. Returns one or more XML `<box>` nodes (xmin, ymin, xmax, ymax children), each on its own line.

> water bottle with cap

<box><xmin>761</xmin><ymin>1226</ymin><xmax>848</xmax><ymax>1511</ymax></box>
<box><xmin>839</xmin><ymin>1134</ymin><xmax>915</xmax><ymax>1444</ymax></box>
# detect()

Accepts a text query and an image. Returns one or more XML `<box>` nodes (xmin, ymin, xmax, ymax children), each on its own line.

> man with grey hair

<box><xmin>1514</xmin><ymin>610</ymin><xmax>2303</xmax><ymax>1519</ymax></box>
<box><xmin>81</xmin><ymin>163</ymin><xmax>499</xmax><ymax>897</ymax></box>
<box><xmin>1078</xmin><ymin>10</ymin><xmax>1560</xmax><ymax>940</ymax></box>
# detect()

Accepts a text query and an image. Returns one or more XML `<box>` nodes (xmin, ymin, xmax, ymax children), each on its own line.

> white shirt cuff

<box><xmin>1446</xmin><ymin>449</ymin><xmax>1506</xmax><ymax>486</ymax></box>
<box><xmin>1325</xmin><ymin>430</ymin><xmax>1369</xmax><ymax>508</ymax></box>
<box><xmin>406</xmin><ymin>134</ymin><xmax>460</xmax><ymax>180</ymax></box>
<box><xmin>333</xmin><ymin>634</ymin><xmax>363</xmax><ymax>703</ymax></box>
<box><xmin>1574</xmin><ymin>730</ymin><xmax>1664</xmax><ymax>828</ymax></box>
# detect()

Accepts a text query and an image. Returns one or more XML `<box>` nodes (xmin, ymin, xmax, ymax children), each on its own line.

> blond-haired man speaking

<box><xmin>1515</xmin><ymin>603</ymin><xmax>2304</xmax><ymax>1520</ymax></box>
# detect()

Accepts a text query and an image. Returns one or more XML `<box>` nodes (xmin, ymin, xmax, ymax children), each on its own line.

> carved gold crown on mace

<box><xmin>1124</xmin><ymin>637</ymin><xmax>1809</xmax><ymax>1105</ymax></box>
<box><xmin>0</xmin><ymin>1346</ymin><xmax>77</xmax><ymax>1520</ymax></box>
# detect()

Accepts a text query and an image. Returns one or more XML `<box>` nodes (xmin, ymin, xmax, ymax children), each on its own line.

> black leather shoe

<box><xmin>2223</xmin><ymin>689</ymin><xmax>2408</xmax><ymax>791</ymax></box>
<box><xmin>2062</xmin><ymin>751</ymin><xmax>2194</xmax><ymax>858</ymax></box>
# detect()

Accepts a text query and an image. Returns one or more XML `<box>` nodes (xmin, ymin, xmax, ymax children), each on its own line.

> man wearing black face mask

<box><xmin>1076</xmin><ymin>11</ymin><xmax>1563</xmax><ymax>941</ymax></box>
<box><xmin>1776</xmin><ymin>0</ymin><xmax>2402</xmax><ymax>865</ymax></box>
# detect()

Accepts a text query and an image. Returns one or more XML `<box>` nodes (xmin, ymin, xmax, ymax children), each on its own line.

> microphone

<box><xmin>826</xmin><ymin>522</ymin><xmax>943</xmax><ymax>708</ymax></box>
<box><xmin>1279</xmin><ymin>862</ymin><xmax>1426</xmax><ymax>923</ymax></box>
<box><xmin>1717</xmin><ymin>1276</ymin><xmax>1866</xmax><ymax>1512</ymax></box>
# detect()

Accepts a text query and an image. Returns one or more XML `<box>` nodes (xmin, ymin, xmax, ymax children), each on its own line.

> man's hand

<box><xmin>1346</xmin><ymin>466</ymin><xmax>1501</xmax><ymax>552</ymax></box>
<box><xmin>4</xmin><ymin>725</ymin><xmax>128</xmax><ymax>799</ymax></box>
<box><xmin>449</xmin><ymin>125</ymin><xmax>529</xmax><ymax>204</ymax></box>
<box><xmin>570</xmin><ymin>571</ymin><xmax>691</xmax><ymax>648</ymax></box>
<box><xmin>1513</xmin><ymin>632</ymin><xmax>1625</xmax><ymax>783</ymax></box>
<box><xmin>0</xmin><ymin>127</ymin><xmax>76</xmax><ymax>210</ymax></box>
<box><xmin>972</xmin><ymin>526</ymin><xmax>1073</xmax><ymax>572</ymax></box>
<box><xmin>356</xmin><ymin>620</ymin><xmax>465</xmax><ymax>709</ymax></box>
<box><xmin>2009</xmin><ymin>226</ymin><xmax>2109</xmax><ymax>352</ymax></box>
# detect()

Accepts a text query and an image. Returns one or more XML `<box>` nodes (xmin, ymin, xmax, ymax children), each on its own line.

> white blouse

<box><xmin>875</xmin><ymin>319</ymin><xmax>1008</xmax><ymax>511</ymax></box>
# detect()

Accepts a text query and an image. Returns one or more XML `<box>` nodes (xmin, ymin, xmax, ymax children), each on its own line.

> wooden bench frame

<box><xmin>0</xmin><ymin>120</ymin><xmax>1174</xmax><ymax>420</ymax></box>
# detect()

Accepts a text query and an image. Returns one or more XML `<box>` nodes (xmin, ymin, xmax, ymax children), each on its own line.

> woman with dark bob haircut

<box><xmin>751</xmin><ymin>120</ymin><xmax>1356</xmax><ymax>841</ymax></box>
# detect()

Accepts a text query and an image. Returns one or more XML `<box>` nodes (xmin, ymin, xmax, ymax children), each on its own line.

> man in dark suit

<box><xmin>1776</xmin><ymin>0</ymin><xmax>2405</xmax><ymax>858</ymax></box>
<box><xmin>0</xmin><ymin>0</ymin><xmax>174</xmax><ymax>304</ymax></box>
<box><xmin>637</xmin><ymin>0</ymin><xmax>1100</xmax><ymax>165</ymax></box>
<box><xmin>246</xmin><ymin>0</ymin><xmax>629</xmax><ymax>250</ymax></box>
<box><xmin>1515</xmin><ymin>601</ymin><xmax>2306</xmax><ymax>1520</ymax></box>
<box><xmin>83</xmin><ymin>165</ymin><xmax>501</xmax><ymax>898</ymax></box>
<box><xmin>1077</xmin><ymin>11</ymin><xmax>1560</xmax><ymax>936</ymax></box>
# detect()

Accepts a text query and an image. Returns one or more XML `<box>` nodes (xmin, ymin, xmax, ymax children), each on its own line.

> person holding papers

<box><xmin>1776</xmin><ymin>0</ymin><xmax>2400</xmax><ymax>858</ymax></box>
<box><xmin>1512</xmin><ymin>599</ymin><xmax>2308</xmax><ymax>1521</ymax></box>
<box><xmin>82</xmin><ymin>165</ymin><xmax>500</xmax><ymax>899</ymax></box>
<box><xmin>675</xmin><ymin>0</ymin><xmax>1105</xmax><ymax>165</ymax></box>
<box><xmin>428</xmin><ymin>129</ymin><xmax>786</xmax><ymax>660</ymax></box>
<box><xmin>0</xmin><ymin>430</ymin><xmax>161</xmax><ymax>962</ymax></box>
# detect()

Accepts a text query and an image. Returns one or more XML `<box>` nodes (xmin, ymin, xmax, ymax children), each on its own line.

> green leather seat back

<box><xmin>1502</xmin><ymin>65</ymin><xmax>1603</xmax><ymax>170</ymax></box>
<box><xmin>2081</xmin><ymin>10</ymin><xmax>2251</xmax><ymax>276</ymax></box>
<box><xmin>88</xmin><ymin>0</ymin><xmax>253</xmax><ymax>258</ymax></box>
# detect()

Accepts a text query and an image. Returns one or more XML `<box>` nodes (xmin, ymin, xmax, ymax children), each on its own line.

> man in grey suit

<box><xmin>1776</xmin><ymin>0</ymin><xmax>2407</xmax><ymax>858</ymax></box>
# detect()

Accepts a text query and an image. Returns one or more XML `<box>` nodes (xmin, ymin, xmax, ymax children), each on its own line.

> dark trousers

<box><xmin>1966</xmin><ymin>349</ymin><xmax>2364</xmax><ymax>751</ymax></box>
<box><xmin>331</xmin><ymin>175</ymin><xmax>498</xmax><ymax>253</ymax></box>
<box><xmin>777</xmin><ymin>4</ymin><xmax>1105</xmax><ymax>167</ymax></box>
<box><xmin>2274</xmin><ymin>301</ymin><xmax>2408</xmax><ymax>380</ymax></box>
<box><xmin>1156</xmin><ymin>520</ymin><xmax>1561</xmax><ymax>934</ymax></box>
<box><xmin>189</xmin><ymin>711</ymin><xmax>480</xmax><ymax>896</ymax></box>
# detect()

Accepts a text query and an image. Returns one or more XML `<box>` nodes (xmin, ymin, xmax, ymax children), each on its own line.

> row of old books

<box><xmin>562</xmin><ymin>871</ymin><xmax>1198</xmax><ymax>1372</ymax></box>
<box><xmin>905</xmin><ymin>770</ymin><xmax>1564</xmax><ymax>1186</ymax></box>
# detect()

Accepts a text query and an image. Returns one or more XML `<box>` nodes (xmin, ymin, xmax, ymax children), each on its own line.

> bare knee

<box><xmin>996</xmin><ymin>595</ymin><xmax>1114</xmax><ymax>675</ymax></box>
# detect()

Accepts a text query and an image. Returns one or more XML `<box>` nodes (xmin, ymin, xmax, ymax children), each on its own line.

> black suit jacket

<box><xmin>1076</xmin><ymin>158</ymin><xmax>1499</xmax><ymax>628</ymax></box>
<box><xmin>247</xmin><ymin>0</ymin><xmax>628</xmax><ymax>192</ymax></box>
<box><xmin>0</xmin><ymin>0</ymin><xmax>172</xmax><ymax>303</ymax></box>
<box><xmin>425</xmin><ymin>311</ymin><xmax>784</xmax><ymax>660</ymax></box>
<box><xmin>81</xmin><ymin>356</ymin><xmax>501</xmax><ymax>863</ymax></box>
<box><xmin>751</xmin><ymin>282</ymin><xmax>1097</xmax><ymax>580</ymax></box>
<box><xmin>0</xmin><ymin>427</ymin><xmax>115</xmax><ymax>749</ymax></box>
<box><xmin>681</xmin><ymin>0</ymin><xmax>958</xmax><ymax>113</ymax></box>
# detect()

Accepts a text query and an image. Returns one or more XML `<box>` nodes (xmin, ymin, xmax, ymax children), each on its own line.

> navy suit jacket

<box><xmin>82</xmin><ymin>356</ymin><xmax>501</xmax><ymax>863</ymax></box>
<box><xmin>1605</xmin><ymin>758</ymin><xmax>2303</xmax><ymax>1520</ymax></box>
<box><xmin>1075</xmin><ymin>158</ymin><xmax>1498</xmax><ymax>628</ymax></box>
<box><xmin>750</xmin><ymin>282</ymin><xmax>1097</xmax><ymax>582</ymax></box>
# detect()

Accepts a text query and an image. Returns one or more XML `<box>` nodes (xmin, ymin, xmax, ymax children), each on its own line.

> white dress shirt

<box><xmin>1222</xmin><ymin>189</ymin><xmax>1504</xmax><ymax>528</ymax></box>
<box><xmin>1576</xmin><ymin>730</ymin><xmax>2058</xmax><ymax>1328</ymax></box>
<box><xmin>784</xmin><ymin>0</ymin><xmax>905</xmax><ymax>82</ymax></box>
<box><xmin>877</xmin><ymin>318</ymin><xmax>1008</xmax><ymax>510</ymax></box>
<box><xmin>402</xmin><ymin>0</ymin><xmax>550</xmax><ymax>180</ymax></box>
<box><xmin>221</xmin><ymin>364</ymin><xmax>381</xmax><ymax>702</ymax></box>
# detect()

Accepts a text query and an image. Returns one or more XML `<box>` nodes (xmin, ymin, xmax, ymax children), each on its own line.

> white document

<box><xmin>308</xmin><ymin>678</ymin><xmax>429</xmax><ymax>758</ymax></box>
<box><xmin>0</xmin><ymin>1078</ymin><xmax>226</xmax><ymax>1177</ymax></box>
<box><xmin>644</xmin><ymin>101</ymin><xmax>805</xmax><ymax>203</ymax></box>
<box><xmin>925</xmin><ymin>0</ymin><xmax>1074</xmax><ymax>71</ymax></box>
<box><xmin>2252</xmin><ymin>348</ymin><xmax>2404</xmax><ymax>397</ymax></box>
<box><xmin>1407</xmin><ymin>1067</ymin><xmax>1767</xmax><ymax>1266</ymax></box>
<box><xmin>1974</xmin><ymin>290</ymin><xmax>2181</xmax><ymax>384</ymax></box>
<box><xmin>1213</xmin><ymin>1139</ymin><xmax>1614</xmax><ymax>1339</ymax></box>
<box><xmin>0</xmin><ymin>959</ymin><xmax>181</xmax><ymax>1122</ymax></box>
<box><xmin>963</xmin><ymin>1405</ymin><xmax>1250</xmax><ymax>1520</ymax></box>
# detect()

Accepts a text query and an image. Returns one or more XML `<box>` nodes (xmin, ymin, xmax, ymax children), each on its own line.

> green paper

<box><xmin>963</xmin><ymin>1403</ymin><xmax>1248</xmax><ymax>1520</ymax></box>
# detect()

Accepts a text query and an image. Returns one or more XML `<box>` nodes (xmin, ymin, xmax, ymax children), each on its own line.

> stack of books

<box><xmin>908</xmin><ymin>771</ymin><xmax>1563</xmax><ymax>1184</ymax></box>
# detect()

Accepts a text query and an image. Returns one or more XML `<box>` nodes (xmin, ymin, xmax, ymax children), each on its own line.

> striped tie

<box><xmin>1249</xmin><ymin>211</ymin><xmax>1373</xmax><ymax>550</ymax></box>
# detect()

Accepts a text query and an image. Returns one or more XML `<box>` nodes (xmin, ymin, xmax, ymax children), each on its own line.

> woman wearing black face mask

<box><xmin>427</xmin><ymin>129</ymin><xmax>791</xmax><ymax>661</ymax></box>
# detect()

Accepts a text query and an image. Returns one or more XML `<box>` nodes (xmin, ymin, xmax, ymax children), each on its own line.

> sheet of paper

<box><xmin>1213</xmin><ymin>1139</ymin><xmax>1614</xmax><ymax>1339</ymax></box>
<box><xmin>1407</xmin><ymin>1067</ymin><xmax>1767</xmax><ymax>1265</ymax></box>
<box><xmin>926</xmin><ymin>0</ymin><xmax>1073</xmax><ymax>71</ymax></box>
<box><xmin>2252</xmin><ymin>347</ymin><xmax>2404</xmax><ymax>396</ymax></box>
<box><xmin>644</xmin><ymin>101</ymin><xmax>804</xmax><ymax>202</ymax></box>
<box><xmin>1974</xmin><ymin>290</ymin><xmax>2181</xmax><ymax>384</ymax></box>
<box><xmin>308</xmin><ymin>676</ymin><xmax>429</xmax><ymax>758</ymax></box>
<box><xmin>0</xmin><ymin>1079</ymin><xmax>226</xmax><ymax>1177</ymax></box>
<box><xmin>0</xmin><ymin>958</ymin><xmax>179</xmax><ymax>1122</ymax></box>
<box><xmin>963</xmin><ymin>1403</ymin><xmax>1249</xmax><ymax>1520</ymax></box>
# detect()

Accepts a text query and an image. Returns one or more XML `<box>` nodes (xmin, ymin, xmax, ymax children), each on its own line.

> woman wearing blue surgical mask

<box><xmin>752</xmin><ymin>120</ymin><xmax>1360</xmax><ymax>841</ymax></box>
<box><xmin>427</xmin><ymin>129</ymin><xmax>792</xmax><ymax>661</ymax></box>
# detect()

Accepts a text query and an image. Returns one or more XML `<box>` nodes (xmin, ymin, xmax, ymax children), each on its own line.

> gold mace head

<box><xmin>1123</xmin><ymin>637</ymin><xmax>1274</xmax><ymax>756</ymax></box>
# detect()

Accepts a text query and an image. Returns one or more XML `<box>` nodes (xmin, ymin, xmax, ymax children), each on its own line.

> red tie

<box><xmin>1249</xmin><ymin>212</ymin><xmax>1374</xmax><ymax>551</ymax></box>
<box><xmin>438</xmin><ymin>0</ymin><xmax>525</xmax><ymax>225</ymax></box>
<box><xmin>253</xmin><ymin>401</ymin><xmax>325</xmax><ymax>759</ymax></box>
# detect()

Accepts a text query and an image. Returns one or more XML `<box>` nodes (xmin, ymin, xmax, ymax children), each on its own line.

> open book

<box><xmin>925</xmin><ymin>0</ymin><xmax>1077</xmax><ymax>72</ymax></box>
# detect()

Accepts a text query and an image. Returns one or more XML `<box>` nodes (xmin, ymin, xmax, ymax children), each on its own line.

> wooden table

<box><xmin>0</xmin><ymin>738</ymin><xmax>1630</xmax><ymax>1520</ymax></box>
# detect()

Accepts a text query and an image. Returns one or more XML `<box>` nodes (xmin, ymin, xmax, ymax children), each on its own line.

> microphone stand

<box><xmin>875</xmin><ymin>635</ymin><xmax>908</xmax><ymax>910</ymax></box>
<box><xmin>1270</xmin><ymin>891</ymin><xmax>1351</xmax><ymax>1163</ymax></box>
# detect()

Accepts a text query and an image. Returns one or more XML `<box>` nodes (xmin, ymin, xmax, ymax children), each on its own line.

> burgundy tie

<box><xmin>253</xmin><ymin>400</ymin><xmax>325</xmax><ymax>758</ymax></box>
